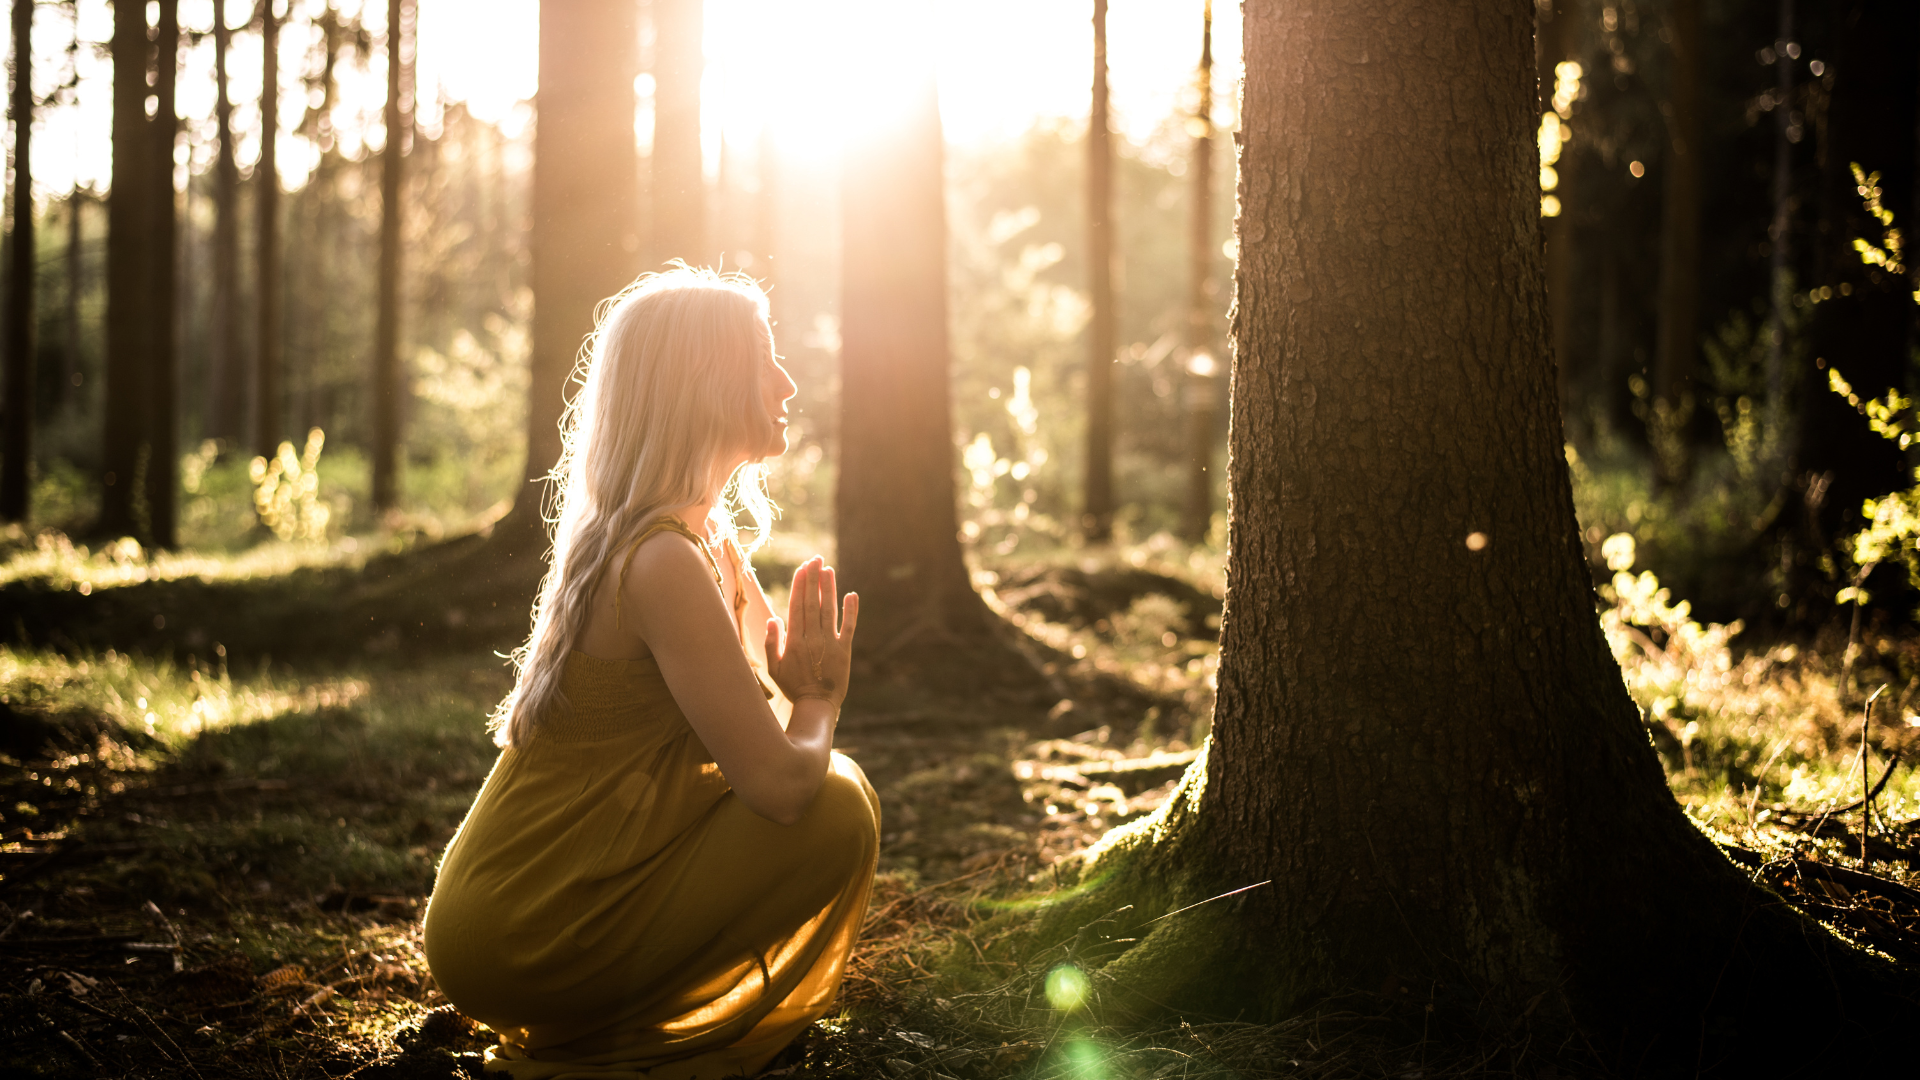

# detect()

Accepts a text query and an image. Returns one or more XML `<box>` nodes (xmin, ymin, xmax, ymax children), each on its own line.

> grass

<box><xmin>2</xmin><ymin>516</ymin><xmax>1917</xmax><ymax>1079</ymax></box>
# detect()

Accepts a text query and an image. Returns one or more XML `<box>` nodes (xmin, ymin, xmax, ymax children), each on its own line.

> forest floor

<box><xmin>2</xmin><ymin>523</ymin><xmax>1919</xmax><ymax>1079</ymax></box>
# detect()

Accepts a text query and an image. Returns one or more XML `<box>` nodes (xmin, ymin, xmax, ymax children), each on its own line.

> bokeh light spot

<box><xmin>1045</xmin><ymin>962</ymin><xmax>1091</xmax><ymax>1011</ymax></box>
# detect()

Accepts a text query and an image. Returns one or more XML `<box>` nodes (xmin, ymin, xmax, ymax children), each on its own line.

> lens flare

<box><xmin>1045</xmin><ymin>962</ymin><xmax>1091</xmax><ymax>1011</ymax></box>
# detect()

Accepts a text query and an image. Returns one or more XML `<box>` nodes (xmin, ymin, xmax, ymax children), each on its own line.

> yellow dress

<box><xmin>424</xmin><ymin>522</ymin><xmax>881</xmax><ymax>1079</ymax></box>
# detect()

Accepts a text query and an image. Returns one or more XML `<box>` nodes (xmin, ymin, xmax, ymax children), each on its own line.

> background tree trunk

<box><xmin>0</xmin><ymin>0</ymin><xmax>34</xmax><ymax>522</ymax></box>
<box><xmin>1052</xmin><ymin>0</ymin><xmax>1916</xmax><ymax>1067</ymax></box>
<box><xmin>503</xmin><ymin>0</ymin><xmax>638</xmax><ymax>540</ymax></box>
<box><xmin>651</xmin><ymin>0</ymin><xmax>705</xmax><ymax>266</ymax></box>
<box><xmin>62</xmin><ymin>190</ymin><xmax>82</xmax><ymax>413</ymax></box>
<box><xmin>1082</xmin><ymin>0</ymin><xmax>1115</xmax><ymax>542</ymax></box>
<box><xmin>146</xmin><ymin>0</ymin><xmax>180</xmax><ymax>548</ymax></box>
<box><xmin>100</xmin><ymin>0</ymin><xmax>152</xmax><ymax>537</ymax></box>
<box><xmin>372</xmin><ymin>0</ymin><xmax>414</xmax><ymax>512</ymax></box>
<box><xmin>207</xmin><ymin>0</ymin><xmax>243</xmax><ymax>443</ymax></box>
<box><xmin>1651</xmin><ymin>0</ymin><xmax>1700</xmax><ymax>488</ymax></box>
<box><xmin>1179</xmin><ymin>0</ymin><xmax>1215</xmax><ymax>543</ymax></box>
<box><xmin>253</xmin><ymin>0</ymin><xmax>283</xmax><ymax>460</ymax></box>
<box><xmin>836</xmin><ymin>68</ymin><xmax>985</xmax><ymax>657</ymax></box>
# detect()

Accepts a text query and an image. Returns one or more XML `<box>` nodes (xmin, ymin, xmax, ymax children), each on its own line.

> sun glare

<box><xmin>16</xmin><ymin>0</ymin><xmax>1237</xmax><ymax>195</ymax></box>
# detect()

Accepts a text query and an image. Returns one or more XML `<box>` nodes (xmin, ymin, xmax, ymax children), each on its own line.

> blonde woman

<box><xmin>424</xmin><ymin>267</ymin><xmax>878</xmax><ymax>1079</ymax></box>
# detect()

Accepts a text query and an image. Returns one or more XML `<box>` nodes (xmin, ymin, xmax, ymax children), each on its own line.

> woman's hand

<box><xmin>764</xmin><ymin>557</ymin><xmax>859</xmax><ymax>708</ymax></box>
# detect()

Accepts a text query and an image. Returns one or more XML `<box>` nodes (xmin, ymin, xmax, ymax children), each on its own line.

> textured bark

<box><xmin>207</xmin><ymin>5</ymin><xmax>243</xmax><ymax>442</ymax></box>
<box><xmin>651</xmin><ymin>0</ymin><xmax>706</xmax><ymax>266</ymax></box>
<box><xmin>0</xmin><ymin>0</ymin><xmax>34</xmax><ymax>522</ymax></box>
<box><xmin>1651</xmin><ymin>0</ymin><xmax>1700</xmax><ymax>487</ymax></box>
<box><xmin>1082</xmin><ymin>0</ymin><xmax>1115</xmax><ymax>542</ymax></box>
<box><xmin>505</xmin><ymin>0</ymin><xmax>638</xmax><ymax>535</ymax></box>
<box><xmin>836</xmin><ymin>73</ymin><xmax>984</xmax><ymax>651</ymax></box>
<box><xmin>145</xmin><ymin>0</ymin><xmax>179</xmax><ymax>548</ymax></box>
<box><xmin>253</xmin><ymin>0</ymin><xmax>284</xmax><ymax>459</ymax></box>
<box><xmin>372</xmin><ymin>0</ymin><xmax>414</xmax><ymax>512</ymax></box>
<box><xmin>1055</xmin><ymin>0</ymin><xmax>1916</xmax><ymax>1067</ymax></box>
<box><xmin>1180</xmin><ymin>2</ymin><xmax>1216</xmax><ymax>543</ymax></box>
<box><xmin>100</xmin><ymin>0</ymin><xmax>152</xmax><ymax>536</ymax></box>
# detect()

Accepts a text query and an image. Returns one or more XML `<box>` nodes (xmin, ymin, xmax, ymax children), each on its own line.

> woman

<box><xmin>424</xmin><ymin>267</ymin><xmax>878</xmax><ymax>1080</ymax></box>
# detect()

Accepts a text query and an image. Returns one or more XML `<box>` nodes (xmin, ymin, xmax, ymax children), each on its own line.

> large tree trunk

<box><xmin>1043</xmin><ymin>0</ymin><xmax>1915</xmax><ymax>1068</ymax></box>
<box><xmin>1650</xmin><ymin>0</ymin><xmax>1700</xmax><ymax>489</ymax></box>
<box><xmin>1764</xmin><ymin>0</ymin><xmax>1794</xmax><ymax>431</ymax></box>
<box><xmin>651</xmin><ymin>0</ymin><xmax>705</xmax><ymax>266</ymax></box>
<box><xmin>1081</xmin><ymin>0</ymin><xmax>1115</xmax><ymax>542</ymax></box>
<box><xmin>253</xmin><ymin>0</ymin><xmax>283</xmax><ymax>460</ymax></box>
<box><xmin>1179</xmin><ymin>1</ymin><xmax>1216</xmax><ymax>543</ymax></box>
<box><xmin>207</xmin><ymin>1</ymin><xmax>243</xmax><ymax>442</ymax></box>
<box><xmin>372</xmin><ymin>0</ymin><xmax>414</xmax><ymax>512</ymax></box>
<box><xmin>100</xmin><ymin>0</ymin><xmax>152</xmax><ymax>537</ymax></box>
<box><xmin>502</xmin><ymin>0</ymin><xmax>638</xmax><ymax>539</ymax></box>
<box><xmin>145</xmin><ymin>0</ymin><xmax>180</xmax><ymax>548</ymax></box>
<box><xmin>0</xmin><ymin>0</ymin><xmax>34</xmax><ymax>522</ymax></box>
<box><xmin>836</xmin><ymin>68</ymin><xmax>986</xmax><ymax>656</ymax></box>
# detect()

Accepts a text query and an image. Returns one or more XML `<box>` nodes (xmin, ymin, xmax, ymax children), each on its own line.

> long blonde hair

<box><xmin>492</xmin><ymin>266</ymin><xmax>778</xmax><ymax>748</ymax></box>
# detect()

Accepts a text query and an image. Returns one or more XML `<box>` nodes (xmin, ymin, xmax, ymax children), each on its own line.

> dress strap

<box><xmin>614</xmin><ymin>515</ymin><xmax>726</xmax><ymax>631</ymax></box>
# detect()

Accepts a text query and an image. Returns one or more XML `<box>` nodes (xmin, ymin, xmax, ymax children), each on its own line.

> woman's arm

<box><xmin>624</xmin><ymin>535</ymin><xmax>854</xmax><ymax>826</ymax></box>
<box><xmin>727</xmin><ymin>541</ymin><xmax>791</xmax><ymax>723</ymax></box>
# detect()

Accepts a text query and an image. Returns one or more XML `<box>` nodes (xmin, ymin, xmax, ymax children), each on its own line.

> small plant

<box><xmin>250</xmin><ymin>428</ymin><xmax>332</xmax><ymax>542</ymax></box>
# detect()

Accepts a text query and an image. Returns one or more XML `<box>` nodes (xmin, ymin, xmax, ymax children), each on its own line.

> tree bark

<box><xmin>0</xmin><ymin>0</ymin><xmax>34</xmax><ymax>522</ymax></box>
<box><xmin>146</xmin><ymin>0</ymin><xmax>180</xmax><ymax>548</ymax></box>
<box><xmin>207</xmin><ymin>0</ymin><xmax>243</xmax><ymax>443</ymax></box>
<box><xmin>1651</xmin><ymin>0</ymin><xmax>1700</xmax><ymax>488</ymax></box>
<box><xmin>502</xmin><ymin>0</ymin><xmax>638</xmax><ymax>539</ymax></box>
<box><xmin>1179</xmin><ymin>1</ymin><xmax>1216</xmax><ymax>543</ymax></box>
<box><xmin>1041</xmin><ymin>0</ymin><xmax>1916</xmax><ymax>1067</ymax></box>
<box><xmin>836</xmin><ymin>69</ymin><xmax>986</xmax><ymax>655</ymax></box>
<box><xmin>61</xmin><ymin>189</ymin><xmax>80</xmax><ymax>413</ymax></box>
<box><xmin>372</xmin><ymin>0</ymin><xmax>414</xmax><ymax>512</ymax></box>
<box><xmin>253</xmin><ymin>0</ymin><xmax>283</xmax><ymax>460</ymax></box>
<box><xmin>100</xmin><ymin>0</ymin><xmax>152</xmax><ymax>537</ymax></box>
<box><xmin>651</xmin><ymin>0</ymin><xmax>705</xmax><ymax>266</ymax></box>
<box><xmin>1082</xmin><ymin>0</ymin><xmax>1115</xmax><ymax>542</ymax></box>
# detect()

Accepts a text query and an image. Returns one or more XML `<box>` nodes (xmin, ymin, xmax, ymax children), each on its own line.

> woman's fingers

<box><xmin>840</xmin><ymin>592</ymin><xmax>859</xmax><ymax>643</ymax></box>
<box><xmin>822</xmin><ymin>565</ymin><xmax>839</xmax><ymax>634</ymax></box>
<box><xmin>764</xmin><ymin>616</ymin><xmax>785</xmax><ymax>661</ymax></box>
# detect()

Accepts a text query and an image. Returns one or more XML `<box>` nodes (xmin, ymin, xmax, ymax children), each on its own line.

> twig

<box><xmin>1860</xmin><ymin>685</ymin><xmax>1884</xmax><ymax>870</ymax></box>
<box><xmin>1148</xmin><ymin>880</ymin><xmax>1271</xmax><ymax>923</ymax></box>
<box><xmin>1744</xmin><ymin>735</ymin><xmax>1793</xmax><ymax>832</ymax></box>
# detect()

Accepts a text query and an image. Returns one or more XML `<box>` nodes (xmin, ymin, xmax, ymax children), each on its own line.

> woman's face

<box><xmin>758</xmin><ymin>343</ymin><xmax>799</xmax><ymax>459</ymax></box>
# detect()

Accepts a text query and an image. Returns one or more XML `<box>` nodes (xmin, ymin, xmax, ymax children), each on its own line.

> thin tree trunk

<box><xmin>1082</xmin><ymin>0</ymin><xmax>1115</xmax><ymax>542</ymax></box>
<box><xmin>651</xmin><ymin>0</ymin><xmax>705</xmax><ymax>266</ymax></box>
<box><xmin>146</xmin><ymin>0</ymin><xmax>180</xmax><ymax>548</ymax></box>
<box><xmin>1179</xmin><ymin>0</ymin><xmax>1216</xmax><ymax>543</ymax></box>
<box><xmin>208</xmin><ymin>0</ymin><xmax>242</xmax><ymax>442</ymax></box>
<box><xmin>1764</xmin><ymin>0</ymin><xmax>1794</xmax><ymax>427</ymax></box>
<box><xmin>837</xmin><ymin>69</ymin><xmax>985</xmax><ymax>653</ymax></box>
<box><xmin>1046</xmin><ymin>1</ymin><xmax>1917</xmax><ymax>1068</ymax></box>
<box><xmin>0</xmin><ymin>0</ymin><xmax>34</xmax><ymax>522</ymax></box>
<box><xmin>372</xmin><ymin>0</ymin><xmax>413</xmax><ymax>512</ymax></box>
<box><xmin>62</xmin><ymin>189</ymin><xmax>80</xmax><ymax>412</ymax></box>
<box><xmin>100</xmin><ymin>0</ymin><xmax>151</xmax><ymax>537</ymax></box>
<box><xmin>253</xmin><ymin>0</ymin><xmax>283</xmax><ymax>459</ymax></box>
<box><xmin>504</xmin><ymin>0</ymin><xmax>638</xmax><ymax>540</ymax></box>
<box><xmin>754</xmin><ymin>121</ymin><xmax>777</xmax><ymax>320</ymax></box>
<box><xmin>1652</xmin><ymin>0</ymin><xmax>1701</xmax><ymax>488</ymax></box>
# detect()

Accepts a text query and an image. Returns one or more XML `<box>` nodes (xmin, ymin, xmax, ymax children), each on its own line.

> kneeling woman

<box><xmin>425</xmin><ymin>269</ymin><xmax>877</xmax><ymax>1079</ymax></box>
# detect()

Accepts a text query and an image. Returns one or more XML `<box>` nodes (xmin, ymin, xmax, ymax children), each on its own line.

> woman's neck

<box><xmin>666</xmin><ymin>499</ymin><xmax>720</xmax><ymax>542</ymax></box>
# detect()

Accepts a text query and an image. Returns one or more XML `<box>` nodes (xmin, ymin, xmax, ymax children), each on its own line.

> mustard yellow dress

<box><xmin>424</xmin><ymin>522</ymin><xmax>881</xmax><ymax>1079</ymax></box>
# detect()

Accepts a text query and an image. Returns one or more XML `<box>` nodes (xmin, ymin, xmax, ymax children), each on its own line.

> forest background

<box><xmin>2</xmin><ymin>0</ymin><xmax>1920</xmax><ymax>1077</ymax></box>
